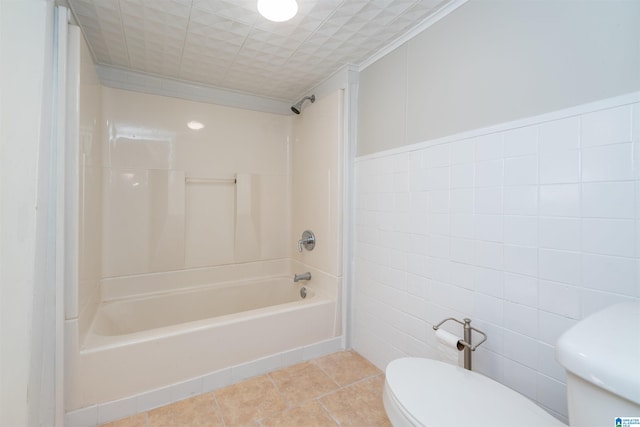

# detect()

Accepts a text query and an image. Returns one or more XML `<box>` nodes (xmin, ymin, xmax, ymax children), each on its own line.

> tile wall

<box><xmin>352</xmin><ymin>95</ymin><xmax>640</xmax><ymax>421</ymax></box>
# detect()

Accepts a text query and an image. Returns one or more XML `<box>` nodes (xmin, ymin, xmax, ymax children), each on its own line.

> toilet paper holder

<box><xmin>433</xmin><ymin>317</ymin><xmax>487</xmax><ymax>370</ymax></box>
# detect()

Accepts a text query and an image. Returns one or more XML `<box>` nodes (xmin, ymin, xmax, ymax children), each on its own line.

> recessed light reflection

<box><xmin>187</xmin><ymin>121</ymin><xmax>204</xmax><ymax>130</ymax></box>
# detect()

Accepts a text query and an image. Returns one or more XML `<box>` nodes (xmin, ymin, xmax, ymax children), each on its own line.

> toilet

<box><xmin>383</xmin><ymin>358</ymin><xmax>564</xmax><ymax>427</ymax></box>
<box><xmin>383</xmin><ymin>301</ymin><xmax>640</xmax><ymax>427</ymax></box>
<box><xmin>555</xmin><ymin>300</ymin><xmax>640</xmax><ymax>427</ymax></box>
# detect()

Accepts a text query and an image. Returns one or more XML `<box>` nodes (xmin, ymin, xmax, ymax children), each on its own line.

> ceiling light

<box><xmin>187</xmin><ymin>121</ymin><xmax>204</xmax><ymax>130</ymax></box>
<box><xmin>257</xmin><ymin>0</ymin><xmax>298</xmax><ymax>22</ymax></box>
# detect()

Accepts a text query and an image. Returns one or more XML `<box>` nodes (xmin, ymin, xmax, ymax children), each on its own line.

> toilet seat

<box><xmin>383</xmin><ymin>358</ymin><xmax>565</xmax><ymax>427</ymax></box>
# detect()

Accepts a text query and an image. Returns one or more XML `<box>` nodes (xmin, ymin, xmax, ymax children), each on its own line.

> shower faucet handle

<box><xmin>298</xmin><ymin>230</ymin><xmax>316</xmax><ymax>252</ymax></box>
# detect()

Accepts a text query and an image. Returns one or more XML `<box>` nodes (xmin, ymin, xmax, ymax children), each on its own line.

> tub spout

<box><xmin>293</xmin><ymin>272</ymin><xmax>311</xmax><ymax>282</ymax></box>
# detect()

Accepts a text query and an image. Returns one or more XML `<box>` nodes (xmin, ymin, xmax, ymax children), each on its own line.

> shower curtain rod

<box><xmin>185</xmin><ymin>177</ymin><xmax>237</xmax><ymax>184</ymax></box>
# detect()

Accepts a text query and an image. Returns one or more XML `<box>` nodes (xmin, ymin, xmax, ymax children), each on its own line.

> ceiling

<box><xmin>65</xmin><ymin>0</ymin><xmax>452</xmax><ymax>102</ymax></box>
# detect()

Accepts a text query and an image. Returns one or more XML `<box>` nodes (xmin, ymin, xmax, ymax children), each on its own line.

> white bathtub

<box><xmin>68</xmin><ymin>271</ymin><xmax>339</xmax><ymax>409</ymax></box>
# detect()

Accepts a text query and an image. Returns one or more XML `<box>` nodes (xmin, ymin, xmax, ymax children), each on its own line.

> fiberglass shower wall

<box><xmin>99</xmin><ymin>88</ymin><xmax>292</xmax><ymax>278</ymax></box>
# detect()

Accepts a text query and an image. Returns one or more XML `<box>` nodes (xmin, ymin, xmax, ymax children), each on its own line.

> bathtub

<box><xmin>68</xmin><ymin>271</ymin><xmax>339</xmax><ymax>409</ymax></box>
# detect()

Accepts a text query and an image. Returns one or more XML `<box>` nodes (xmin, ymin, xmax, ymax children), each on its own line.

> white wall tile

<box><xmin>582</xmin><ymin>143</ymin><xmax>634</xmax><ymax>182</ymax></box>
<box><xmin>474</xmin><ymin>133</ymin><xmax>504</xmax><ymax>161</ymax></box>
<box><xmin>450</xmin><ymin>237</ymin><xmax>474</xmax><ymax>264</ymax></box>
<box><xmin>503</xmin><ymin>216</ymin><xmax>538</xmax><ymax>246</ymax></box>
<box><xmin>425</xmin><ymin>235</ymin><xmax>450</xmax><ymax>259</ymax></box>
<box><xmin>354</xmin><ymin>97</ymin><xmax>640</xmax><ymax>425</ymax></box>
<box><xmin>581</xmin><ymin>105</ymin><xmax>632</xmax><ymax>147</ymax></box>
<box><xmin>474</xmin><ymin>241</ymin><xmax>503</xmax><ymax>270</ymax></box>
<box><xmin>450</xmin><ymin>139</ymin><xmax>475</xmax><ymax>164</ymax></box>
<box><xmin>475</xmin><ymin>159</ymin><xmax>503</xmax><ymax>187</ymax></box>
<box><xmin>582</xmin><ymin>181</ymin><xmax>635</xmax><ymax>218</ymax></box>
<box><xmin>451</xmin><ymin>163</ymin><xmax>475</xmax><ymax>188</ymax></box>
<box><xmin>539</xmin><ymin>217</ymin><xmax>581</xmax><ymax>251</ymax></box>
<box><xmin>504</xmin><ymin>186</ymin><xmax>537</xmax><ymax>216</ymax></box>
<box><xmin>427</xmin><ymin>190</ymin><xmax>450</xmax><ymax>213</ymax></box>
<box><xmin>504</xmin><ymin>155</ymin><xmax>538</xmax><ymax>186</ymax></box>
<box><xmin>581</xmin><ymin>253</ymin><xmax>638</xmax><ymax>296</ymax></box>
<box><xmin>538</xmin><ymin>311</ymin><xmax>577</xmax><ymax>346</ymax></box>
<box><xmin>537</xmin><ymin>342</ymin><xmax>566</xmax><ymax>382</ymax></box>
<box><xmin>424</xmin><ymin>257</ymin><xmax>452</xmax><ymax>284</ymax></box>
<box><xmin>474</xmin><ymin>266</ymin><xmax>504</xmax><ymax>298</ymax></box>
<box><xmin>538</xmin><ymin>117</ymin><xmax>580</xmax><ymax>154</ymax></box>
<box><xmin>504</xmin><ymin>273</ymin><xmax>538</xmax><ymax>307</ymax></box>
<box><xmin>504</xmin><ymin>245</ymin><xmax>538</xmax><ymax>277</ymax></box>
<box><xmin>450</xmin><ymin>188</ymin><xmax>474</xmax><ymax>213</ymax></box>
<box><xmin>503</xmin><ymin>359</ymin><xmax>537</xmax><ymax>400</ymax></box>
<box><xmin>473</xmin><ymin>349</ymin><xmax>504</xmax><ymax>382</ymax></box>
<box><xmin>539</xmin><ymin>150</ymin><xmax>580</xmax><ymax>184</ymax></box>
<box><xmin>504</xmin><ymin>126</ymin><xmax>538</xmax><ymax>158</ymax></box>
<box><xmin>424</xmin><ymin>166</ymin><xmax>450</xmax><ymax>190</ymax></box>
<box><xmin>426</xmin><ymin>213</ymin><xmax>450</xmax><ymax>235</ymax></box>
<box><xmin>475</xmin><ymin>187</ymin><xmax>502</xmax><ymax>214</ymax></box>
<box><xmin>474</xmin><ymin>293</ymin><xmax>504</xmax><ymax>326</ymax></box>
<box><xmin>474</xmin><ymin>214</ymin><xmax>503</xmax><ymax>242</ymax></box>
<box><xmin>539</xmin><ymin>184</ymin><xmax>580</xmax><ymax>217</ymax></box>
<box><xmin>503</xmin><ymin>330</ymin><xmax>538</xmax><ymax>369</ymax></box>
<box><xmin>536</xmin><ymin>375</ymin><xmax>568</xmax><ymax>416</ymax></box>
<box><xmin>424</xmin><ymin>144</ymin><xmax>450</xmax><ymax>168</ymax></box>
<box><xmin>582</xmin><ymin>218</ymin><xmax>636</xmax><ymax>257</ymax></box>
<box><xmin>407</xmin><ymin>273</ymin><xmax>427</xmax><ymax>298</ymax></box>
<box><xmin>539</xmin><ymin>249</ymin><xmax>581</xmax><ymax>285</ymax></box>
<box><xmin>538</xmin><ymin>280</ymin><xmax>581</xmax><ymax>319</ymax></box>
<box><xmin>450</xmin><ymin>213</ymin><xmax>474</xmax><ymax>239</ymax></box>
<box><xmin>503</xmin><ymin>301</ymin><xmax>538</xmax><ymax>338</ymax></box>
<box><xmin>450</xmin><ymin>262</ymin><xmax>476</xmax><ymax>290</ymax></box>
<box><xmin>407</xmin><ymin>253</ymin><xmax>424</xmax><ymax>276</ymax></box>
<box><xmin>581</xmin><ymin>289</ymin><xmax>635</xmax><ymax>317</ymax></box>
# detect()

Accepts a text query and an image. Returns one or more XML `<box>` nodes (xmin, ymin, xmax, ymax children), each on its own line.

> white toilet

<box><xmin>383</xmin><ymin>301</ymin><xmax>640</xmax><ymax>427</ymax></box>
<box><xmin>555</xmin><ymin>300</ymin><xmax>640</xmax><ymax>427</ymax></box>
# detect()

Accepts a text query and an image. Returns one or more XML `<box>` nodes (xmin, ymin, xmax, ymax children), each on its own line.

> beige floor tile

<box><xmin>315</xmin><ymin>350</ymin><xmax>381</xmax><ymax>386</ymax></box>
<box><xmin>261</xmin><ymin>400</ymin><xmax>338</xmax><ymax>427</ymax></box>
<box><xmin>148</xmin><ymin>393</ymin><xmax>223</xmax><ymax>427</ymax></box>
<box><xmin>269</xmin><ymin>361</ymin><xmax>339</xmax><ymax>405</ymax></box>
<box><xmin>214</xmin><ymin>375</ymin><xmax>287</xmax><ymax>425</ymax></box>
<box><xmin>320</xmin><ymin>375</ymin><xmax>391</xmax><ymax>427</ymax></box>
<box><xmin>99</xmin><ymin>413</ymin><xmax>147</xmax><ymax>427</ymax></box>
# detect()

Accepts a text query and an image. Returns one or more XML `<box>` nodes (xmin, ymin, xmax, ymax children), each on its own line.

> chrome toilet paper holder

<box><xmin>433</xmin><ymin>317</ymin><xmax>487</xmax><ymax>370</ymax></box>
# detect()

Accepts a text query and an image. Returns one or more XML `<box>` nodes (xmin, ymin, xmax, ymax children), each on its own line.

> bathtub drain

<box><xmin>300</xmin><ymin>287</ymin><xmax>307</xmax><ymax>299</ymax></box>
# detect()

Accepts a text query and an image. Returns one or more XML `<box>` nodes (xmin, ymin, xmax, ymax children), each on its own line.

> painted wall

<box><xmin>100</xmin><ymin>88</ymin><xmax>292</xmax><ymax>278</ymax></box>
<box><xmin>353</xmin><ymin>1</ymin><xmax>640</xmax><ymax>423</ymax></box>
<box><xmin>0</xmin><ymin>1</ymin><xmax>56</xmax><ymax>425</ymax></box>
<box><xmin>358</xmin><ymin>0</ymin><xmax>640</xmax><ymax>156</ymax></box>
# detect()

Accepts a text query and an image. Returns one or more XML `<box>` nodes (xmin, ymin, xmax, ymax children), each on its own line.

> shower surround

<box><xmin>64</xmin><ymin>31</ymin><xmax>344</xmax><ymax>421</ymax></box>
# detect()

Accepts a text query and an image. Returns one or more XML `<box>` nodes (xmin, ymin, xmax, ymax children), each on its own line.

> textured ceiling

<box><xmin>67</xmin><ymin>0</ymin><xmax>450</xmax><ymax>101</ymax></box>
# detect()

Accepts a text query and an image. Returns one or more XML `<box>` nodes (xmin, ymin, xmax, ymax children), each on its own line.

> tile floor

<box><xmin>100</xmin><ymin>351</ymin><xmax>392</xmax><ymax>427</ymax></box>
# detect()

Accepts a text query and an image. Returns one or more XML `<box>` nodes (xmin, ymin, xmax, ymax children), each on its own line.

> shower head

<box><xmin>291</xmin><ymin>94</ymin><xmax>315</xmax><ymax>114</ymax></box>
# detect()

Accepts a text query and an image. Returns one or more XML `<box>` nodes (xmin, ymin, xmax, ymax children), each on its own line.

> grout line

<box><xmin>265</xmin><ymin>372</ymin><xmax>293</xmax><ymax>410</ymax></box>
<box><xmin>212</xmin><ymin>394</ymin><xmax>227</xmax><ymax>427</ymax></box>
<box><xmin>317</xmin><ymin>397</ymin><xmax>342</xmax><ymax>427</ymax></box>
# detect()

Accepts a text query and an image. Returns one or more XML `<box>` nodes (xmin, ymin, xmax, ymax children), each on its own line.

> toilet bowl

<box><xmin>383</xmin><ymin>358</ymin><xmax>564</xmax><ymax>427</ymax></box>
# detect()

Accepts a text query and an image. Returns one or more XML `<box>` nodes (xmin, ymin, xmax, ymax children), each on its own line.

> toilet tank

<box><xmin>556</xmin><ymin>301</ymin><xmax>640</xmax><ymax>427</ymax></box>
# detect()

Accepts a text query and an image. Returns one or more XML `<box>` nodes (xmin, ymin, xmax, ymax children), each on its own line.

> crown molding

<box><xmin>95</xmin><ymin>65</ymin><xmax>293</xmax><ymax>115</ymax></box>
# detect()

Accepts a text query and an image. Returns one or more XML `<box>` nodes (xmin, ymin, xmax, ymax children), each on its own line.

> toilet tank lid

<box><xmin>556</xmin><ymin>301</ymin><xmax>640</xmax><ymax>405</ymax></box>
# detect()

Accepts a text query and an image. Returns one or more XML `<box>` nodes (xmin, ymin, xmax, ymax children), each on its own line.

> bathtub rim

<box><xmin>82</xmin><ymin>285</ymin><xmax>332</xmax><ymax>354</ymax></box>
